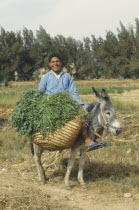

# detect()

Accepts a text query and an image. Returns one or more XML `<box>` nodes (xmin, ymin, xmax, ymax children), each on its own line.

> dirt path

<box><xmin>0</xmin><ymin>161</ymin><xmax>139</xmax><ymax>210</ymax></box>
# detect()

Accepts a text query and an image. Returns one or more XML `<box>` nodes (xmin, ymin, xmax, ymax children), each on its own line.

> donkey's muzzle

<box><xmin>115</xmin><ymin>128</ymin><xmax>122</xmax><ymax>136</ymax></box>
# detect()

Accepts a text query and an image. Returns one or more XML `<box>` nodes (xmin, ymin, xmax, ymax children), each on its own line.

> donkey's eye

<box><xmin>106</xmin><ymin>112</ymin><xmax>110</xmax><ymax>115</ymax></box>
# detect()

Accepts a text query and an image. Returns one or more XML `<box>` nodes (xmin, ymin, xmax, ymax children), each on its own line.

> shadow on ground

<box><xmin>50</xmin><ymin>158</ymin><xmax>139</xmax><ymax>183</ymax></box>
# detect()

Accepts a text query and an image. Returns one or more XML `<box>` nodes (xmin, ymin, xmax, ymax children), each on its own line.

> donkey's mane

<box><xmin>87</xmin><ymin>101</ymin><xmax>99</xmax><ymax>112</ymax></box>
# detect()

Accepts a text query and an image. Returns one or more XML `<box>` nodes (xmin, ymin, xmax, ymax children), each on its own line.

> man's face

<box><xmin>49</xmin><ymin>57</ymin><xmax>62</xmax><ymax>73</ymax></box>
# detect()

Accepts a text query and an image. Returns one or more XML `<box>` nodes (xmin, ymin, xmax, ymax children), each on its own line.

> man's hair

<box><xmin>48</xmin><ymin>53</ymin><xmax>62</xmax><ymax>63</ymax></box>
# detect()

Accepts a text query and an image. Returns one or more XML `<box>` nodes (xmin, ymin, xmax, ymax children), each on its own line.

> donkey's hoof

<box><xmin>65</xmin><ymin>185</ymin><xmax>71</xmax><ymax>190</ymax></box>
<box><xmin>43</xmin><ymin>180</ymin><xmax>47</xmax><ymax>184</ymax></box>
<box><xmin>38</xmin><ymin>178</ymin><xmax>47</xmax><ymax>184</ymax></box>
<box><xmin>39</xmin><ymin>180</ymin><xmax>47</xmax><ymax>184</ymax></box>
<box><xmin>80</xmin><ymin>181</ymin><xmax>86</xmax><ymax>186</ymax></box>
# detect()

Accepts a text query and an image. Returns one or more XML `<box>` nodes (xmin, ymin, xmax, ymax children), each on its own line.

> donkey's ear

<box><xmin>92</xmin><ymin>87</ymin><xmax>99</xmax><ymax>96</ymax></box>
<box><xmin>101</xmin><ymin>89</ymin><xmax>111</xmax><ymax>102</ymax></box>
<box><xmin>92</xmin><ymin>87</ymin><xmax>105</xmax><ymax>103</ymax></box>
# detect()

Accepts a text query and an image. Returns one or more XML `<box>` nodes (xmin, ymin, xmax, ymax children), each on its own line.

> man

<box><xmin>39</xmin><ymin>53</ymin><xmax>106</xmax><ymax>150</ymax></box>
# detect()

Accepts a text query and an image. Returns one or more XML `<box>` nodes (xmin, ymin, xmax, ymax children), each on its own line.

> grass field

<box><xmin>0</xmin><ymin>79</ymin><xmax>139</xmax><ymax>108</ymax></box>
<box><xmin>0</xmin><ymin>79</ymin><xmax>139</xmax><ymax>209</ymax></box>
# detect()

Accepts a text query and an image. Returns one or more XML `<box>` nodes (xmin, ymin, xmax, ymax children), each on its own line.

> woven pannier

<box><xmin>33</xmin><ymin>116</ymin><xmax>83</xmax><ymax>151</ymax></box>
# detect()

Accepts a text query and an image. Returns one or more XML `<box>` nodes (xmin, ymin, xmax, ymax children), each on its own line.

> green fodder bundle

<box><xmin>9</xmin><ymin>90</ymin><xmax>82</xmax><ymax>138</ymax></box>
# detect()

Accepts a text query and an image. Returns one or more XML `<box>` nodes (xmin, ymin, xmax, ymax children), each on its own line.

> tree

<box><xmin>0</xmin><ymin>28</ymin><xmax>25</xmax><ymax>81</ymax></box>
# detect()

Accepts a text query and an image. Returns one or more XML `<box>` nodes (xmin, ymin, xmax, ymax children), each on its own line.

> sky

<box><xmin>0</xmin><ymin>0</ymin><xmax>139</xmax><ymax>40</ymax></box>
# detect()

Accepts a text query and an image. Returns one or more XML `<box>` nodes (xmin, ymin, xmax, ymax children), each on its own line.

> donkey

<box><xmin>33</xmin><ymin>88</ymin><xmax>122</xmax><ymax>188</ymax></box>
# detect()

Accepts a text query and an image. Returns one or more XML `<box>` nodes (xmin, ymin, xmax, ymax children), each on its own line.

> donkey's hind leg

<box><xmin>33</xmin><ymin>143</ymin><xmax>46</xmax><ymax>183</ymax></box>
<box><xmin>64</xmin><ymin>146</ymin><xmax>80</xmax><ymax>189</ymax></box>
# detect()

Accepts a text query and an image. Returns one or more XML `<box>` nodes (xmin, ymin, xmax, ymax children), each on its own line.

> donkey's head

<box><xmin>92</xmin><ymin>87</ymin><xmax>122</xmax><ymax>136</ymax></box>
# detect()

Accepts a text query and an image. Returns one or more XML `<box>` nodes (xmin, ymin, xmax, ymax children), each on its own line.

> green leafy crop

<box><xmin>9</xmin><ymin>90</ymin><xmax>82</xmax><ymax>138</ymax></box>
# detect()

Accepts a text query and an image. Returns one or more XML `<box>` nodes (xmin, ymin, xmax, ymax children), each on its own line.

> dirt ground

<box><xmin>1</xmin><ymin>160</ymin><xmax>139</xmax><ymax>210</ymax></box>
<box><xmin>0</xmin><ymin>90</ymin><xmax>139</xmax><ymax>210</ymax></box>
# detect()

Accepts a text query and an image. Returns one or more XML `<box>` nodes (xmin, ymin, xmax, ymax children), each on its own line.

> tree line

<box><xmin>0</xmin><ymin>18</ymin><xmax>139</xmax><ymax>82</ymax></box>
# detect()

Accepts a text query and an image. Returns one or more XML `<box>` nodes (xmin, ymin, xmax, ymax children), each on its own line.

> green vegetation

<box><xmin>9</xmin><ymin>90</ymin><xmax>82</xmax><ymax>138</ymax></box>
<box><xmin>77</xmin><ymin>85</ymin><xmax>139</xmax><ymax>95</ymax></box>
<box><xmin>1</xmin><ymin>19</ymin><xmax>139</xmax><ymax>82</ymax></box>
<box><xmin>0</xmin><ymin>82</ymin><xmax>139</xmax><ymax>108</ymax></box>
<box><xmin>0</xmin><ymin>87</ymin><xmax>31</xmax><ymax>108</ymax></box>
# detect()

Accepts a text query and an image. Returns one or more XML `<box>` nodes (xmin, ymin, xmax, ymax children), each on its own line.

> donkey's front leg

<box><xmin>33</xmin><ymin>143</ymin><xmax>46</xmax><ymax>183</ymax></box>
<box><xmin>64</xmin><ymin>147</ymin><xmax>79</xmax><ymax>189</ymax></box>
<box><xmin>78</xmin><ymin>150</ymin><xmax>87</xmax><ymax>185</ymax></box>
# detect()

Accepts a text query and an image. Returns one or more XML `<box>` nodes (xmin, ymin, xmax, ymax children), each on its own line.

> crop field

<box><xmin>0</xmin><ymin>79</ymin><xmax>139</xmax><ymax>210</ymax></box>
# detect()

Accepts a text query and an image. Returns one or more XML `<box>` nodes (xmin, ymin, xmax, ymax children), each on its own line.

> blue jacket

<box><xmin>39</xmin><ymin>70</ymin><xmax>89</xmax><ymax>108</ymax></box>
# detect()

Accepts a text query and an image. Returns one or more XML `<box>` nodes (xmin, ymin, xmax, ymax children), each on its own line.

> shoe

<box><xmin>86</xmin><ymin>142</ymin><xmax>108</xmax><ymax>152</ymax></box>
